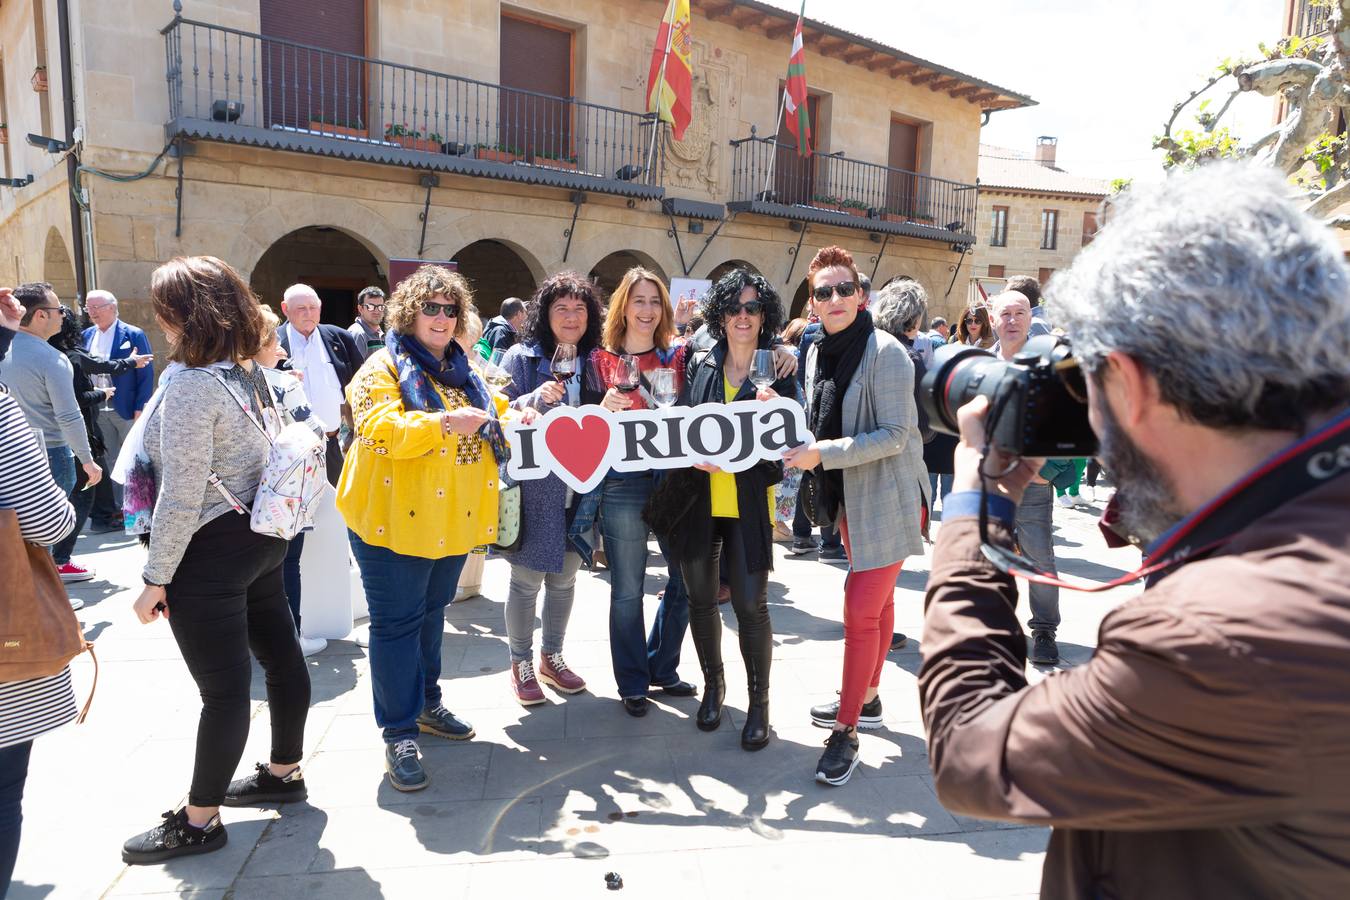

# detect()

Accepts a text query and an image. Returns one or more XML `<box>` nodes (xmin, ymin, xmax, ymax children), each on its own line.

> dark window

<box><xmin>1040</xmin><ymin>209</ymin><xmax>1059</xmax><ymax>250</ymax></box>
<box><xmin>988</xmin><ymin>264</ymin><xmax>1005</xmax><ymax>278</ymax></box>
<box><xmin>260</xmin><ymin>0</ymin><xmax>367</xmax><ymax>131</ymax></box>
<box><xmin>1082</xmin><ymin>210</ymin><xmax>1098</xmax><ymax>246</ymax></box>
<box><xmin>990</xmin><ymin>206</ymin><xmax>1008</xmax><ymax>246</ymax></box>
<box><xmin>886</xmin><ymin>118</ymin><xmax>923</xmax><ymax>217</ymax></box>
<box><xmin>774</xmin><ymin>91</ymin><xmax>820</xmax><ymax>206</ymax></box>
<box><xmin>499</xmin><ymin>14</ymin><xmax>574</xmax><ymax>160</ymax></box>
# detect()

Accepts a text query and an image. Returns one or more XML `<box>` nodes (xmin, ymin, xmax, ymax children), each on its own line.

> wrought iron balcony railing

<box><xmin>1292</xmin><ymin>0</ymin><xmax>1333</xmax><ymax>37</ymax></box>
<box><xmin>162</xmin><ymin>16</ymin><xmax>663</xmax><ymax>196</ymax></box>
<box><xmin>726</xmin><ymin>134</ymin><xmax>978</xmax><ymax>243</ymax></box>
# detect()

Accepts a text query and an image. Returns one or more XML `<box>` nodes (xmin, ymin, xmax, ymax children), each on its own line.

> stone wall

<box><xmin>971</xmin><ymin>189</ymin><xmax>1102</xmax><ymax>296</ymax></box>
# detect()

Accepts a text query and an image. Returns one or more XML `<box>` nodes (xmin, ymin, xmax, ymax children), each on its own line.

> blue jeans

<box><xmin>0</xmin><ymin>740</ymin><xmax>32</xmax><ymax>898</ymax></box>
<box><xmin>928</xmin><ymin>472</ymin><xmax>954</xmax><ymax>514</ymax></box>
<box><xmin>53</xmin><ymin>453</ymin><xmax>101</xmax><ymax>565</ymax></box>
<box><xmin>348</xmin><ymin>531</ymin><xmax>467</xmax><ymax>742</ymax></box>
<box><xmin>1015</xmin><ymin>483</ymin><xmax>1060</xmax><ymax>634</ymax></box>
<box><xmin>45</xmin><ymin>446</ymin><xmax>75</xmax><ymax>495</ymax></box>
<box><xmin>598</xmin><ymin>474</ymin><xmax>690</xmax><ymax>698</ymax></box>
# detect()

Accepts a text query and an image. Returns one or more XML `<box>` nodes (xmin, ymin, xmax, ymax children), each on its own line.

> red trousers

<box><xmin>837</xmin><ymin>518</ymin><xmax>904</xmax><ymax>728</ymax></box>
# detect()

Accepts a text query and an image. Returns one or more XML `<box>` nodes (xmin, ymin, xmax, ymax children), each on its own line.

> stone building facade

<box><xmin>970</xmin><ymin>138</ymin><xmax>1106</xmax><ymax>306</ymax></box>
<box><xmin>1</xmin><ymin>0</ymin><xmax>1031</xmax><ymax>353</ymax></box>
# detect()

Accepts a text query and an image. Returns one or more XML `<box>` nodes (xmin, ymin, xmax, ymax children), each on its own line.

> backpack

<box><xmin>205</xmin><ymin>369</ymin><xmax>328</xmax><ymax>541</ymax></box>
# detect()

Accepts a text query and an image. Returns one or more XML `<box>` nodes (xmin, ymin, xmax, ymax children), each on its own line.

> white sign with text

<box><xmin>502</xmin><ymin>398</ymin><xmax>812</xmax><ymax>494</ymax></box>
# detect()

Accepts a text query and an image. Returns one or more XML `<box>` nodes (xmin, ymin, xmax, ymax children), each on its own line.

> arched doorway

<box><xmin>451</xmin><ymin>239</ymin><xmax>542</xmax><ymax>318</ymax></box>
<box><xmin>43</xmin><ymin>229</ymin><xmax>77</xmax><ymax>302</ymax></box>
<box><xmin>704</xmin><ymin>259</ymin><xmax>760</xmax><ymax>284</ymax></box>
<box><xmin>250</xmin><ymin>226</ymin><xmax>386</xmax><ymax>325</ymax></box>
<box><xmin>789</xmin><ymin>277</ymin><xmax>812</xmax><ymax>319</ymax></box>
<box><xmin>588</xmin><ymin>250</ymin><xmax>668</xmax><ymax>300</ymax></box>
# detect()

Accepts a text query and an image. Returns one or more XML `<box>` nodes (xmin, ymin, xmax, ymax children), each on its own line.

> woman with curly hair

<box><xmin>785</xmin><ymin>246</ymin><xmax>927</xmax><ymax>787</ymax></box>
<box><xmin>955</xmin><ymin>304</ymin><xmax>995</xmax><ymax>348</ymax></box>
<box><xmin>337</xmin><ymin>265</ymin><xmax>505</xmax><ymax>792</ymax></box>
<box><xmin>658</xmin><ymin>270</ymin><xmax>797</xmax><ymax>750</ymax></box>
<box><xmin>497</xmin><ymin>272</ymin><xmax>605</xmax><ymax>705</ymax></box>
<box><xmin>588</xmin><ymin>267</ymin><xmax>696</xmax><ymax>717</ymax></box>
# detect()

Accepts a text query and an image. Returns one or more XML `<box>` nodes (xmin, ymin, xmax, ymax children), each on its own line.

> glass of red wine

<box><xmin>615</xmin><ymin>354</ymin><xmax>641</xmax><ymax>394</ymax></box>
<box><xmin>551</xmin><ymin>343</ymin><xmax>577</xmax><ymax>382</ymax></box>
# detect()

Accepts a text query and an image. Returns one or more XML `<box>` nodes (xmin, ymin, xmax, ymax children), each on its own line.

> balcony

<box><xmin>1292</xmin><ymin>0</ymin><xmax>1333</xmax><ymax>37</ymax></box>
<box><xmin>726</xmin><ymin>134</ymin><xmax>978</xmax><ymax>245</ymax></box>
<box><xmin>161</xmin><ymin>16</ymin><xmax>664</xmax><ymax>199</ymax></box>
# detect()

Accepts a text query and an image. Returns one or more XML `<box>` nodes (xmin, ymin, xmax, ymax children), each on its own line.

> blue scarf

<box><xmin>386</xmin><ymin>331</ymin><xmax>509</xmax><ymax>465</ymax></box>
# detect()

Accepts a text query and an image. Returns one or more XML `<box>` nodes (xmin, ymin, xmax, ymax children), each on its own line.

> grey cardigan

<box><xmin>806</xmin><ymin>328</ymin><xmax>929</xmax><ymax>570</ymax></box>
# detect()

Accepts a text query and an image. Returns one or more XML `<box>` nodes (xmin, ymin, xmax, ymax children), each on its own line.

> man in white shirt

<box><xmin>82</xmin><ymin>289</ymin><xmax>153</xmax><ymax>525</ymax></box>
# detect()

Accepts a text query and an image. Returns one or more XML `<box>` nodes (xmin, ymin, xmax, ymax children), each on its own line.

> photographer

<box><xmin>918</xmin><ymin>165</ymin><xmax>1350</xmax><ymax>898</ymax></box>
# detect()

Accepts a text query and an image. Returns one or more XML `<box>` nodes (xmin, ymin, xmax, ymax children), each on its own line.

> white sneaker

<box><xmin>69</xmin><ymin>596</ymin><xmax>85</xmax><ymax>611</ymax></box>
<box><xmin>1056</xmin><ymin>493</ymin><xmax>1075</xmax><ymax>508</ymax></box>
<box><xmin>454</xmin><ymin>585</ymin><xmax>482</xmax><ymax>601</ymax></box>
<box><xmin>298</xmin><ymin>635</ymin><xmax>327</xmax><ymax>656</ymax></box>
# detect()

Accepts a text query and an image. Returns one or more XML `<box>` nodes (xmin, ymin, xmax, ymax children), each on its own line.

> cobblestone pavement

<box><xmin>12</xmin><ymin>492</ymin><xmax>1141</xmax><ymax>899</ymax></box>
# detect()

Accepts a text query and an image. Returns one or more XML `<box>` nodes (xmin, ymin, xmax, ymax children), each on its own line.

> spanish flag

<box><xmin>646</xmin><ymin>0</ymin><xmax>693</xmax><ymax>141</ymax></box>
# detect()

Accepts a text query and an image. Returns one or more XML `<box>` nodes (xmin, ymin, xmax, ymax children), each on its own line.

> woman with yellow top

<box><xmin>336</xmin><ymin>265</ymin><xmax>505</xmax><ymax>792</ymax></box>
<box><xmin>660</xmin><ymin>270</ymin><xmax>795</xmax><ymax>751</ymax></box>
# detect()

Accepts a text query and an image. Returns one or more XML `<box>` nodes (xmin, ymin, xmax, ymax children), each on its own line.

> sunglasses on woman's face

<box><xmin>726</xmin><ymin>300</ymin><xmax>764</xmax><ymax>317</ymax></box>
<box><xmin>419</xmin><ymin>302</ymin><xmax>460</xmax><ymax>319</ymax></box>
<box><xmin>965</xmin><ymin>316</ymin><xmax>979</xmax><ymax>325</ymax></box>
<box><xmin>811</xmin><ymin>281</ymin><xmax>859</xmax><ymax>303</ymax></box>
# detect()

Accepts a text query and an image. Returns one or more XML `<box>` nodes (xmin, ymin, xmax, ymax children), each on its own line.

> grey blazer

<box><xmin>806</xmin><ymin>328</ymin><xmax>930</xmax><ymax>570</ymax></box>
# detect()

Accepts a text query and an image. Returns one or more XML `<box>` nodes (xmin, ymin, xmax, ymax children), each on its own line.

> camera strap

<box><xmin>984</xmin><ymin>406</ymin><xmax>1350</xmax><ymax>592</ymax></box>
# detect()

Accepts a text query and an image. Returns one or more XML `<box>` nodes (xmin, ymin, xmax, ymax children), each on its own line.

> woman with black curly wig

<box><xmin>660</xmin><ymin>269</ymin><xmax>797</xmax><ymax>751</ymax></box>
<box><xmin>497</xmin><ymin>272</ymin><xmax>605</xmax><ymax>706</ymax></box>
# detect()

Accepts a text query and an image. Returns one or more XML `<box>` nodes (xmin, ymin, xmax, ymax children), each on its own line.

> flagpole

<box><xmin>645</xmin><ymin>0</ymin><xmax>678</xmax><ymax>184</ymax></box>
<box><xmin>761</xmin><ymin>0</ymin><xmax>806</xmax><ymax>202</ymax></box>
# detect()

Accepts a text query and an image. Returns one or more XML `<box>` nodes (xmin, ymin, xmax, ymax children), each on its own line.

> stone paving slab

<box><xmin>9</xmin><ymin>497</ymin><xmax>1143</xmax><ymax>899</ymax></box>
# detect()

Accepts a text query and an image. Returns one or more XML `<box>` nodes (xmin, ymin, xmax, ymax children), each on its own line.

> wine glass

<box><xmin>750</xmin><ymin>349</ymin><xmax>777</xmax><ymax>392</ymax></box>
<box><xmin>649</xmin><ymin>368</ymin><xmax>677</xmax><ymax>407</ymax></box>
<box><xmin>482</xmin><ymin>348</ymin><xmax>513</xmax><ymax>391</ymax></box>
<box><xmin>551</xmin><ymin>343</ymin><xmax>577</xmax><ymax>382</ymax></box>
<box><xmin>94</xmin><ymin>374</ymin><xmax>115</xmax><ymax>412</ymax></box>
<box><xmin>615</xmin><ymin>354</ymin><xmax>641</xmax><ymax>393</ymax></box>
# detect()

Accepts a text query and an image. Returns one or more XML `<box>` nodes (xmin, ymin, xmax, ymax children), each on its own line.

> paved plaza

<box><xmin>12</xmin><ymin>498</ymin><xmax>1142</xmax><ymax>900</ymax></box>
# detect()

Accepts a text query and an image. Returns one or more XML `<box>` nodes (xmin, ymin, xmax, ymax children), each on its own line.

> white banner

<box><xmin>502</xmin><ymin>398</ymin><xmax>812</xmax><ymax>493</ymax></box>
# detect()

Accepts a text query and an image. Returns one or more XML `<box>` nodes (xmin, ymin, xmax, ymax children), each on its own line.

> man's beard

<box><xmin>1094</xmin><ymin>397</ymin><xmax>1184</xmax><ymax>545</ymax></box>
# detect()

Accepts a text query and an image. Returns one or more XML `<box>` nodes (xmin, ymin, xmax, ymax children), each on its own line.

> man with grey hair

<box><xmin>919</xmin><ymin>164</ymin><xmax>1350</xmax><ymax>897</ymax></box>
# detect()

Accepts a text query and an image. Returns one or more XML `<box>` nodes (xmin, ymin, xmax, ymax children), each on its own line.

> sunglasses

<box><xmin>361</xmin><ymin>302</ymin><xmax>386</xmax><ymax>310</ymax></box>
<box><xmin>419</xmin><ymin>302</ymin><xmax>460</xmax><ymax>319</ymax></box>
<box><xmin>964</xmin><ymin>316</ymin><xmax>980</xmax><ymax>324</ymax></box>
<box><xmin>726</xmin><ymin>300</ymin><xmax>764</xmax><ymax>317</ymax></box>
<box><xmin>811</xmin><ymin>281</ymin><xmax>859</xmax><ymax>303</ymax></box>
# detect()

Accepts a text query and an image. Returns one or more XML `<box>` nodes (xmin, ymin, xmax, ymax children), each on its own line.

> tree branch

<box><xmin>1236</xmin><ymin>58</ymin><xmax>1323</xmax><ymax>95</ymax></box>
<box><xmin>1307</xmin><ymin>175</ymin><xmax>1350</xmax><ymax>216</ymax></box>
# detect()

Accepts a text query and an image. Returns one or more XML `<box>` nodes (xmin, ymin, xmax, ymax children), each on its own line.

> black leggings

<box><xmin>1086</xmin><ymin>459</ymin><xmax>1103</xmax><ymax>488</ymax></box>
<box><xmin>165</xmin><ymin>512</ymin><xmax>310</xmax><ymax>807</ymax></box>
<box><xmin>679</xmin><ymin>518</ymin><xmax>772</xmax><ymax>692</ymax></box>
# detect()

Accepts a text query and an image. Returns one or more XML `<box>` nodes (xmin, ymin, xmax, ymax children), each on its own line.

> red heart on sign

<box><xmin>544</xmin><ymin>414</ymin><xmax>612</xmax><ymax>486</ymax></box>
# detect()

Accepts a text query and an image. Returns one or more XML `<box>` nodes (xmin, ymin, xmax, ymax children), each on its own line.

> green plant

<box><xmin>385</xmin><ymin>123</ymin><xmax>421</xmax><ymax>139</ymax></box>
<box><xmin>427</xmin><ymin>132</ymin><xmax>444</xmax><ymax>143</ymax></box>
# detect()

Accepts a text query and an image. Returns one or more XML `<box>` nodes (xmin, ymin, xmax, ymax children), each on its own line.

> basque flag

<box><xmin>783</xmin><ymin>3</ymin><xmax>812</xmax><ymax>158</ymax></box>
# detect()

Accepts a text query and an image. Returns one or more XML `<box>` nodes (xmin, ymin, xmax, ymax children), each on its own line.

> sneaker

<box><xmin>889</xmin><ymin>632</ymin><xmax>908</xmax><ymax>651</ymax></box>
<box><xmin>810</xmin><ymin>693</ymin><xmax>883</xmax><ymax>730</ymax></box>
<box><xmin>511</xmin><ymin>659</ymin><xmax>546</xmax><ymax>706</ymax></box>
<box><xmin>788</xmin><ymin>538</ymin><xmax>815</xmax><ymax>556</ymax></box>
<box><xmin>815</xmin><ymin>729</ymin><xmax>861</xmax><ymax>786</ymax></box>
<box><xmin>538</xmin><ymin>652</ymin><xmax>586</xmax><ymax>694</ymax></box>
<box><xmin>384</xmin><ymin>739</ymin><xmax>428</xmax><ymax>791</ymax></box>
<box><xmin>57</xmin><ymin>562</ymin><xmax>94</xmax><ymax>583</ymax></box>
<box><xmin>454</xmin><ymin>584</ymin><xmax>482</xmax><ymax>601</ymax></box>
<box><xmin>1073</xmin><ymin>495</ymin><xmax>1094</xmax><ymax>510</ymax></box>
<box><xmin>417</xmin><ymin>704</ymin><xmax>475</xmax><ymax>740</ymax></box>
<box><xmin>69</xmin><ymin>596</ymin><xmax>85</xmax><ymax>611</ymax></box>
<box><xmin>223</xmin><ymin>762</ymin><xmax>307</xmax><ymax>807</ymax></box>
<box><xmin>1056</xmin><ymin>493</ymin><xmax>1076</xmax><ymax>508</ymax></box>
<box><xmin>1029</xmin><ymin>630</ymin><xmax>1060</xmax><ymax>665</ymax></box>
<box><xmin>298</xmin><ymin>635</ymin><xmax>327</xmax><ymax>657</ymax></box>
<box><xmin>819</xmin><ymin>545</ymin><xmax>847</xmax><ymax>562</ymax></box>
<box><xmin>122</xmin><ymin>809</ymin><xmax>227</xmax><ymax>864</ymax></box>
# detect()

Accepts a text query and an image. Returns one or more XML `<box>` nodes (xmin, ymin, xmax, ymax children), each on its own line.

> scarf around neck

<box><xmin>808</xmin><ymin>312</ymin><xmax>873</xmax><ymax>521</ymax></box>
<box><xmin>386</xmin><ymin>331</ymin><xmax>509</xmax><ymax>465</ymax></box>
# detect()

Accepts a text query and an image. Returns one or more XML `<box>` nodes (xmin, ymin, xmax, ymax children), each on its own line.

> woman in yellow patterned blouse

<box><xmin>337</xmin><ymin>264</ymin><xmax>505</xmax><ymax>793</ymax></box>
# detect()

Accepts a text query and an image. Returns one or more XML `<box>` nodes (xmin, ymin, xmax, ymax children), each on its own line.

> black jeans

<box><xmin>166</xmin><ymin>512</ymin><xmax>310</xmax><ymax>807</ymax></box>
<box><xmin>0</xmin><ymin>740</ymin><xmax>31</xmax><ymax>897</ymax></box>
<box><xmin>679</xmin><ymin>518</ymin><xmax>772</xmax><ymax>696</ymax></box>
<box><xmin>283</xmin><ymin>533</ymin><xmax>305</xmax><ymax>631</ymax></box>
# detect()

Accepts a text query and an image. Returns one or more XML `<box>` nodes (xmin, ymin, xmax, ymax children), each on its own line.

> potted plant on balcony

<box><xmin>841</xmin><ymin>199</ymin><xmax>870</xmax><ymax>218</ymax></box>
<box><xmin>811</xmin><ymin>193</ymin><xmax>844</xmax><ymax>213</ymax></box>
<box><xmin>31</xmin><ymin>66</ymin><xmax>48</xmax><ymax>93</ymax></box>
<box><xmin>309</xmin><ymin>115</ymin><xmax>366</xmax><ymax>139</ymax></box>
<box><xmin>475</xmin><ymin>143</ymin><xmax>523</xmax><ymax>164</ymax></box>
<box><xmin>385</xmin><ymin>124</ymin><xmax>441</xmax><ymax>152</ymax></box>
<box><xmin>531</xmin><ymin>150</ymin><xmax>579</xmax><ymax>171</ymax></box>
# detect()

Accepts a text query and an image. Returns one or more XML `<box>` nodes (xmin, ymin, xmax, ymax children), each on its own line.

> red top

<box><xmin>588</xmin><ymin>345</ymin><xmax>691</xmax><ymax>410</ymax></box>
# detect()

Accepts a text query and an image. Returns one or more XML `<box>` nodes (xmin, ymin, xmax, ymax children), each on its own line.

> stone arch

<box><xmin>586</xmin><ymin>249</ymin><xmax>669</xmax><ymax>300</ymax></box>
<box><xmin>451</xmin><ymin>238</ymin><xmax>545</xmax><ymax>318</ymax></box>
<box><xmin>43</xmin><ymin>228</ymin><xmax>77</xmax><ymax>301</ymax></box>
<box><xmin>230</xmin><ymin>196</ymin><xmax>398</xmax><ymax>288</ymax></box>
<box><xmin>704</xmin><ymin>258</ymin><xmax>760</xmax><ymax>283</ymax></box>
<box><xmin>789</xmin><ymin>277</ymin><xmax>813</xmax><ymax>319</ymax></box>
<box><xmin>249</xmin><ymin>227</ymin><xmax>387</xmax><ymax>326</ymax></box>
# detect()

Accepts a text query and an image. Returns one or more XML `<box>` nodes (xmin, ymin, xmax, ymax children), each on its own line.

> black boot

<box><xmin>697</xmin><ymin>666</ymin><xmax>725</xmax><ymax>731</ymax></box>
<box><xmin>740</xmin><ymin>655</ymin><xmax>771</xmax><ymax>751</ymax></box>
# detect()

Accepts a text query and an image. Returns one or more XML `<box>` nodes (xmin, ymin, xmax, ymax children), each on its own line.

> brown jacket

<box><xmin>918</xmin><ymin>475</ymin><xmax>1350</xmax><ymax>899</ymax></box>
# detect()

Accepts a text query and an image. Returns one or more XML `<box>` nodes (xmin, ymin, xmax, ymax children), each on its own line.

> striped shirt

<box><xmin>0</xmin><ymin>382</ymin><xmax>78</xmax><ymax>749</ymax></box>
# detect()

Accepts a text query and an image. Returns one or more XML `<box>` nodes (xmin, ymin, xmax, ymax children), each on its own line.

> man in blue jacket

<box><xmin>83</xmin><ymin>290</ymin><xmax>153</xmax><ymax>528</ymax></box>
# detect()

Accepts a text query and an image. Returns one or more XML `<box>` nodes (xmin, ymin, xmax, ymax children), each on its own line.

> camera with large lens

<box><xmin>920</xmin><ymin>335</ymin><xmax>1098</xmax><ymax>459</ymax></box>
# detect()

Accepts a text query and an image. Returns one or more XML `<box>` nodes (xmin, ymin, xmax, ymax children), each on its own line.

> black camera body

<box><xmin>920</xmin><ymin>335</ymin><xmax>1098</xmax><ymax>459</ymax></box>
